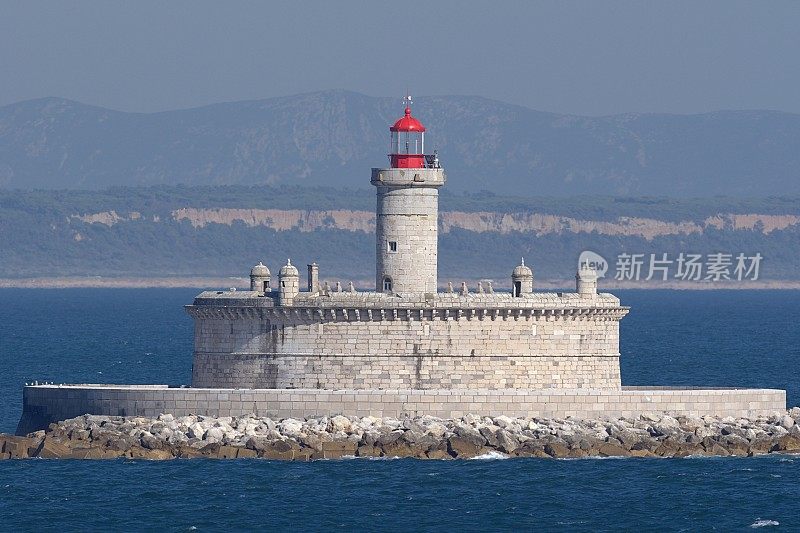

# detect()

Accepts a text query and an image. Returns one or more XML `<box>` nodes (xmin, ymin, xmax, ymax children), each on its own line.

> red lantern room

<box><xmin>389</xmin><ymin>97</ymin><xmax>426</xmax><ymax>168</ymax></box>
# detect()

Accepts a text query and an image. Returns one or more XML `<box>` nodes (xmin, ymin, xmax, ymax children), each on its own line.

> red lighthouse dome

<box><xmin>389</xmin><ymin>97</ymin><xmax>427</xmax><ymax>168</ymax></box>
<box><xmin>390</xmin><ymin>107</ymin><xmax>426</xmax><ymax>133</ymax></box>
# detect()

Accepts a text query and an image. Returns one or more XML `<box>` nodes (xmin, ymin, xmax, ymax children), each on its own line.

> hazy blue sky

<box><xmin>2</xmin><ymin>1</ymin><xmax>798</xmax><ymax>115</ymax></box>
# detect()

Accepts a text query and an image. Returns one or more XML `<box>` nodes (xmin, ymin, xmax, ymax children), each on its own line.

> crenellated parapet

<box><xmin>185</xmin><ymin>302</ymin><xmax>628</xmax><ymax>322</ymax></box>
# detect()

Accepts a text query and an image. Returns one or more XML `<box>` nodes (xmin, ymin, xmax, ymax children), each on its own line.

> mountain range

<box><xmin>1</xmin><ymin>90</ymin><xmax>799</xmax><ymax>196</ymax></box>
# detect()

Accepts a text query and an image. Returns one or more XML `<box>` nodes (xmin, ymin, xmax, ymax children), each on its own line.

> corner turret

<box><xmin>278</xmin><ymin>259</ymin><xmax>299</xmax><ymax>305</ymax></box>
<box><xmin>576</xmin><ymin>263</ymin><xmax>598</xmax><ymax>297</ymax></box>
<box><xmin>250</xmin><ymin>262</ymin><xmax>271</xmax><ymax>292</ymax></box>
<box><xmin>511</xmin><ymin>258</ymin><xmax>533</xmax><ymax>296</ymax></box>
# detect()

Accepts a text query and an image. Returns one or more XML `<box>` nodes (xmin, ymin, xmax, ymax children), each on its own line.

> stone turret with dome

<box><xmin>511</xmin><ymin>258</ymin><xmax>534</xmax><ymax>296</ymax></box>
<box><xmin>249</xmin><ymin>262</ymin><xmax>271</xmax><ymax>292</ymax></box>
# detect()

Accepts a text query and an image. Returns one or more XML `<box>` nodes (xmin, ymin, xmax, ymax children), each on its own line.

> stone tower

<box><xmin>371</xmin><ymin>98</ymin><xmax>446</xmax><ymax>294</ymax></box>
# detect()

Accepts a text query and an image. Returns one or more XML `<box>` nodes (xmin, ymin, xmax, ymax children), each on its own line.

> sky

<box><xmin>1</xmin><ymin>1</ymin><xmax>799</xmax><ymax>116</ymax></box>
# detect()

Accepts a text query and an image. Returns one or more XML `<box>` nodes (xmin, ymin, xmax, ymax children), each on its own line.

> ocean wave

<box><xmin>469</xmin><ymin>451</ymin><xmax>509</xmax><ymax>460</ymax></box>
<box><xmin>750</xmin><ymin>519</ymin><xmax>779</xmax><ymax>528</ymax></box>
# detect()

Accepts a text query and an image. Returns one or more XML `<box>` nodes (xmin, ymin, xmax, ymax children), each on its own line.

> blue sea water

<box><xmin>1</xmin><ymin>289</ymin><xmax>799</xmax><ymax>531</ymax></box>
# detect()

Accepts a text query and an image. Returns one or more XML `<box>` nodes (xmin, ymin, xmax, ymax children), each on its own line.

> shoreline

<box><xmin>3</xmin><ymin>411</ymin><xmax>800</xmax><ymax>461</ymax></box>
<box><xmin>1</xmin><ymin>277</ymin><xmax>799</xmax><ymax>290</ymax></box>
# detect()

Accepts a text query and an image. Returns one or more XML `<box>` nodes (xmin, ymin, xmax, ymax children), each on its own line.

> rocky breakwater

<box><xmin>3</xmin><ymin>409</ymin><xmax>800</xmax><ymax>460</ymax></box>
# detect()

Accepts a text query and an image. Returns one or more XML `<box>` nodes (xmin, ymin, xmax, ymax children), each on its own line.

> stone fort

<box><xmin>188</xmin><ymin>102</ymin><xmax>626</xmax><ymax>392</ymax></box>
<box><xmin>16</xmin><ymin>100</ymin><xmax>785</xmax><ymax>434</ymax></box>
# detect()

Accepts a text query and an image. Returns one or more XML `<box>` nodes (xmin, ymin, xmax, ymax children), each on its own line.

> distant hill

<box><xmin>1</xmin><ymin>91</ymin><xmax>799</xmax><ymax>196</ymax></box>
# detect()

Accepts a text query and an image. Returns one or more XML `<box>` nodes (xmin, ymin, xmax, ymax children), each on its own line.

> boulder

<box><xmin>236</xmin><ymin>448</ymin><xmax>258</xmax><ymax>459</ymax></box>
<box><xmin>328</xmin><ymin>415</ymin><xmax>352</xmax><ymax>433</ymax></box>
<box><xmin>695</xmin><ymin>426</ymin><xmax>718</xmax><ymax>439</ymax></box>
<box><xmin>453</xmin><ymin>426</ymin><xmax>487</xmax><ymax>447</ymax></box>
<box><xmin>747</xmin><ymin>438</ymin><xmax>774</xmax><ymax>455</ymax></box>
<box><xmin>673</xmin><ymin>442</ymin><xmax>703</xmax><ymax>457</ymax></box>
<box><xmin>259</xmin><ymin>439</ymin><xmax>303</xmax><ymax>460</ymax></box>
<box><xmin>277</xmin><ymin>418</ymin><xmax>304</xmax><ymax>438</ymax></box>
<box><xmin>424</xmin><ymin>422</ymin><xmax>448</xmax><ymax>438</ymax></box>
<box><xmin>299</xmin><ymin>432</ymin><xmax>329</xmax><ymax>451</ymax></box>
<box><xmin>654</xmin><ymin>438</ymin><xmax>683</xmax><ymax>457</ymax></box>
<box><xmin>719</xmin><ymin>435</ymin><xmax>750</xmax><ymax>456</ymax></box>
<box><xmin>139</xmin><ymin>432</ymin><xmax>161</xmax><ymax>450</ymax></box>
<box><xmin>1</xmin><ymin>435</ymin><xmax>39</xmax><ymax>459</ymax></box>
<box><xmin>33</xmin><ymin>437</ymin><xmax>72</xmax><ymax>459</ymax></box>
<box><xmin>356</xmin><ymin>445</ymin><xmax>381</xmax><ymax>458</ymax></box>
<box><xmin>447</xmin><ymin>435</ymin><xmax>484</xmax><ymax>458</ymax></box>
<box><xmin>493</xmin><ymin>415</ymin><xmax>515</xmax><ymax>429</ymax></box>
<box><xmin>381</xmin><ymin>440</ymin><xmax>422</xmax><ymax>458</ymax></box>
<box><xmin>772</xmin><ymin>435</ymin><xmax>800</xmax><ymax>452</ymax></box>
<box><xmin>106</xmin><ymin>436</ymin><xmax>135</xmax><ymax>453</ymax></box>
<box><xmin>376</xmin><ymin>431</ymin><xmax>404</xmax><ymax>447</ymax></box>
<box><xmin>426</xmin><ymin>448</ymin><xmax>452</xmax><ymax>460</ymax></box>
<box><xmin>321</xmin><ymin>441</ymin><xmax>358</xmax><ymax>459</ymax></box>
<box><xmin>187</xmin><ymin>422</ymin><xmax>206</xmax><ymax>439</ymax></box>
<box><xmin>629</xmin><ymin>449</ymin><xmax>655</xmax><ymax>458</ymax></box>
<box><xmin>70</xmin><ymin>447</ymin><xmax>123</xmax><ymax>460</ymax></box>
<box><xmin>478</xmin><ymin>427</ymin><xmax>500</xmax><ymax>448</ymax></box>
<box><xmin>496</xmin><ymin>429</ymin><xmax>520</xmax><ymax>453</ymax></box>
<box><xmin>215</xmin><ymin>445</ymin><xmax>240</xmax><ymax>459</ymax></box>
<box><xmin>203</xmin><ymin>427</ymin><xmax>225</xmax><ymax>443</ymax></box>
<box><xmin>598</xmin><ymin>442</ymin><xmax>629</xmax><ymax>457</ymax></box>
<box><xmin>544</xmin><ymin>441</ymin><xmax>570</xmax><ymax>458</ymax></box>
<box><xmin>126</xmin><ymin>446</ymin><xmax>174</xmax><ymax>460</ymax></box>
<box><xmin>175</xmin><ymin>446</ymin><xmax>206</xmax><ymax>459</ymax></box>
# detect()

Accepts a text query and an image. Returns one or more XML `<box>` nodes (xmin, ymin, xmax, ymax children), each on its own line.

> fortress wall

<box><xmin>191</xmin><ymin>353</ymin><xmax>620</xmax><ymax>390</ymax></box>
<box><xmin>190</xmin><ymin>314</ymin><xmax>622</xmax><ymax>389</ymax></box>
<box><xmin>17</xmin><ymin>385</ymin><xmax>787</xmax><ymax>435</ymax></box>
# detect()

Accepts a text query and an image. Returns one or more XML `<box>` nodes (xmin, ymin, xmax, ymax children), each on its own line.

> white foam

<box><xmin>469</xmin><ymin>451</ymin><xmax>509</xmax><ymax>460</ymax></box>
<box><xmin>750</xmin><ymin>519</ymin><xmax>779</xmax><ymax>528</ymax></box>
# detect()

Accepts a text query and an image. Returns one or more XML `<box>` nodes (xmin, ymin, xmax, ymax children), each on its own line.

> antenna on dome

<box><xmin>404</xmin><ymin>93</ymin><xmax>413</xmax><ymax>109</ymax></box>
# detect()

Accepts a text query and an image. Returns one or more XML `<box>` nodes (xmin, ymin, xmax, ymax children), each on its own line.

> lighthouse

<box><xmin>371</xmin><ymin>97</ymin><xmax>446</xmax><ymax>295</ymax></box>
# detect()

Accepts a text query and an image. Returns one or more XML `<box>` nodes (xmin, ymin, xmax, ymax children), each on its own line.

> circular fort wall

<box><xmin>190</xmin><ymin>313</ymin><xmax>622</xmax><ymax>390</ymax></box>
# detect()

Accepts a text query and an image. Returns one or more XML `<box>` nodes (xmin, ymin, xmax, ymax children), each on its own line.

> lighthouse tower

<box><xmin>371</xmin><ymin>97</ymin><xmax>446</xmax><ymax>295</ymax></box>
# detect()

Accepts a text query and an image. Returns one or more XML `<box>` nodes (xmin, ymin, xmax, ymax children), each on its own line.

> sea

<box><xmin>0</xmin><ymin>289</ymin><xmax>798</xmax><ymax>531</ymax></box>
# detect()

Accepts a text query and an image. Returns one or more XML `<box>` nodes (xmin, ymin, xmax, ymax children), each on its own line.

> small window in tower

<box><xmin>383</xmin><ymin>277</ymin><xmax>393</xmax><ymax>292</ymax></box>
<box><xmin>388</xmin><ymin>241</ymin><xmax>398</xmax><ymax>253</ymax></box>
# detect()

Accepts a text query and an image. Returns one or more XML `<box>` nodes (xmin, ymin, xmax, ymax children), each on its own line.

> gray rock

<box><xmin>139</xmin><ymin>432</ymin><xmax>161</xmax><ymax>450</ymax></box>
<box><xmin>203</xmin><ymin>427</ymin><xmax>225</xmax><ymax>443</ymax></box>
<box><xmin>328</xmin><ymin>415</ymin><xmax>352</xmax><ymax>433</ymax></box>
<box><xmin>454</xmin><ymin>425</ymin><xmax>487</xmax><ymax>447</ymax></box>
<box><xmin>479</xmin><ymin>426</ymin><xmax>501</xmax><ymax>448</ymax></box>
<box><xmin>493</xmin><ymin>415</ymin><xmax>514</xmax><ymax>429</ymax></box>
<box><xmin>187</xmin><ymin>422</ymin><xmax>205</xmax><ymax>439</ymax></box>
<box><xmin>376</xmin><ymin>431</ymin><xmax>404</xmax><ymax>447</ymax></box>
<box><xmin>496</xmin><ymin>429</ymin><xmax>520</xmax><ymax>453</ymax></box>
